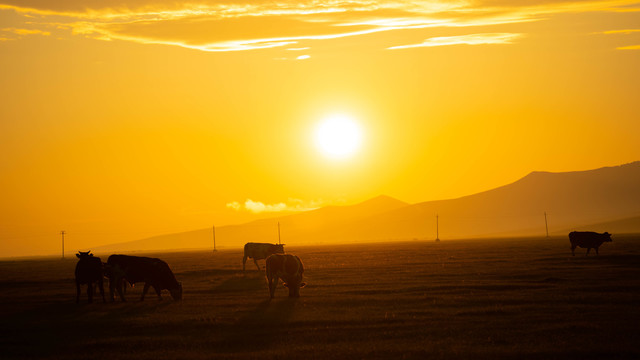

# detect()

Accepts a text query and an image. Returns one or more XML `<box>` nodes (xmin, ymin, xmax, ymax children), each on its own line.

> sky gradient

<box><xmin>1</xmin><ymin>0</ymin><xmax>639</xmax><ymax>257</ymax></box>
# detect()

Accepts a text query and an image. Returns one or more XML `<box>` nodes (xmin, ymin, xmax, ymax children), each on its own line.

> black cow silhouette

<box><xmin>75</xmin><ymin>251</ymin><xmax>105</xmax><ymax>303</ymax></box>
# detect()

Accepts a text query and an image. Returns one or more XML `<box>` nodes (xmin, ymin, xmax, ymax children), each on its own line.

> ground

<box><xmin>1</xmin><ymin>236</ymin><xmax>639</xmax><ymax>359</ymax></box>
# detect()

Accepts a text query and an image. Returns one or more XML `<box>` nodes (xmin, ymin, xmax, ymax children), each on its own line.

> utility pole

<box><xmin>544</xmin><ymin>212</ymin><xmax>549</xmax><ymax>238</ymax></box>
<box><xmin>212</xmin><ymin>225</ymin><xmax>217</xmax><ymax>252</ymax></box>
<box><xmin>435</xmin><ymin>214</ymin><xmax>440</xmax><ymax>242</ymax></box>
<box><xmin>61</xmin><ymin>230</ymin><xmax>65</xmax><ymax>259</ymax></box>
<box><xmin>278</xmin><ymin>222</ymin><xmax>281</xmax><ymax>245</ymax></box>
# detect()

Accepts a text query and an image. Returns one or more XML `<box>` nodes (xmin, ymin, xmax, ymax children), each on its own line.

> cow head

<box><xmin>170</xmin><ymin>282</ymin><xmax>183</xmax><ymax>301</ymax></box>
<box><xmin>603</xmin><ymin>232</ymin><xmax>613</xmax><ymax>242</ymax></box>
<box><xmin>76</xmin><ymin>251</ymin><xmax>93</xmax><ymax>259</ymax></box>
<box><xmin>283</xmin><ymin>275</ymin><xmax>306</xmax><ymax>298</ymax></box>
<box><xmin>271</xmin><ymin>244</ymin><xmax>285</xmax><ymax>254</ymax></box>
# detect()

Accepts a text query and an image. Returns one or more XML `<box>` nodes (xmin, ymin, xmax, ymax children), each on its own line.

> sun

<box><xmin>314</xmin><ymin>114</ymin><xmax>363</xmax><ymax>159</ymax></box>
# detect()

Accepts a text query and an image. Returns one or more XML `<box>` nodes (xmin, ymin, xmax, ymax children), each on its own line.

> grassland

<box><xmin>1</xmin><ymin>236</ymin><xmax>639</xmax><ymax>359</ymax></box>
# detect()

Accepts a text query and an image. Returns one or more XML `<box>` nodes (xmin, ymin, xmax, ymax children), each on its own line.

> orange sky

<box><xmin>1</xmin><ymin>0</ymin><xmax>639</xmax><ymax>257</ymax></box>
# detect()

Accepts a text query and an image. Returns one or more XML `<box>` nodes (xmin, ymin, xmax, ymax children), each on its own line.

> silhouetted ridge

<box><xmin>91</xmin><ymin>161</ymin><xmax>640</xmax><ymax>253</ymax></box>
<box><xmin>353</xmin><ymin>195</ymin><xmax>409</xmax><ymax>209</ymax></box>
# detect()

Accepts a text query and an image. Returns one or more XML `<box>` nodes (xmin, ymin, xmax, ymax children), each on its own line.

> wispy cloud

<box><xmin>2</xmin><ymin>27</ymin><xmax>50</xmax><ymax>35</ymax></box>
<box><xmin>226</xmin><ymin>198</ymin><xmax>321</xmax><ymax>213</ymax></box>
<box><xmin>0</xmin><ymin>28</ymin><xmax>51</xmax><ymax>41</ymax></box>
<box><xmin>388</xmin><ymin>32</ymin><xmax>522</xmax><ymax>49</ymax></box>
<box><xmin>1</xmin><ymin>0</ymin><xmax>639</xmax><ymax>52</ymax></box>
<box><xmin>602</xmin><ymin>28</ymin><xmax>640</xmax><ymax>50</ymax></box>
<box><xmin>602</xmin><ymin>29</ymin><xmax>640</xmax><ymax>34</ymax></box>
<box><xmin>617</xmin><ymin>44</ymin><xmax>640</xmax><ymax>49</ymax></box>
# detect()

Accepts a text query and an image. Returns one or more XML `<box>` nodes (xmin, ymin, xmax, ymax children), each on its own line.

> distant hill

<box><xmin>93</xmin><ymin>161</ymin><xmax>640</xmax><ymax>253</ymax></box>
<box><xmin>555</xmin><ymin>215</ymin><xmax>640</xmax><ymax>235</ymax></box>
<box><xmin>342</xmin><ymin>161</ymin><xmax>640</xmax><ymax>241</ymax></box>
<box><xmin>92</xmin><ymin>195</ymin><xmax>409</xmax><ymax>253</ymax></box>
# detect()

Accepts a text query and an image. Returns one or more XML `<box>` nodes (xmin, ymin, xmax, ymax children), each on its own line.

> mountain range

<box><xmin>93</xmin><ymin>161</ymin><xmax>640</xmax><ymax>253</ymax></box>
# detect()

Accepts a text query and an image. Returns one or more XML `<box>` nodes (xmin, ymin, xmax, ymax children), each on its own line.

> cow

<box><xmin>569</xmin><ymin>231</ymin><xmax>612</xmax><ymax>256</ymax></box>
<box><xmin>102</xmin><ymin>262</ymin><xmax>132</xmax><ymax>294</ymax></box>
<box><xmin>265</xmin><ymin>254</ymin><xmax>306</xmax><ymax>298</ymax></box>
<box><xmin>106</xmin><ymin>255</ymin><xmax>182</xmax><ymax>302</ymax></box>
<box><xmin>75</xmin><ymin>251</ymin><xmax>105</xmax><ymax>304</ymax></box>
<box><xmin>243</xmin><ymin>242</ymin><xmax>285</xmax><ymax>271</ymax></box>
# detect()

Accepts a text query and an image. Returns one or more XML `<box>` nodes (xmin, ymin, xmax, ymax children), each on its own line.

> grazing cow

<box><xmin>106</xmin><ymin>255</ymin><xmax>182</xmax><ymax>301</ymax></box>
<box><xmin>243</xmin><ymin>242</ymin><xmax>285</xmax><ymax>271</ymax></box>
<box><xmin>265</xmin><ymin>254</ymin><xmax>306</xmax><ymax>298</ymax></box>
<box><xmin>102</xmin><ymin>262</ymin><xmax>132</xmax><ymax>294</ymax></box>
<box><xmin>569</xmin><ymin>231</ymin><xmax>612</xmax><ymax>256</ymax></box>
<box><xmin>75</xmin><ymin>251</ymin><xmax>105</xmax><ymax>304</ymax></box>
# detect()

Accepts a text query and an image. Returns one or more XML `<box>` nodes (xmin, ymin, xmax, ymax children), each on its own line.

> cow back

<box><xmin>107</xmin><ymin>255</ymin><xmax>180</xmax><ymax>291</ymax></box>
<box><xmin>569</xmin><ymin>231</ymin><xmax>612</xmax><ymax>247</ymax></box>
<box><xmin>75</xmin><ymin>256</ymin><xmax>103</xmax><ymax>283</ymax></box>
<box><xmin>266</xmin><ymin>254</ymin><xmax>305</xmax><ymax>297</ymax></box>
<box><xmin>244</xmin><ymin>242</ymin><xmax>285</xmax><ymax>260</ymax></box>
<box><xmin>266</xmin><ymin>254</ymin><xmax>303</xmax><ymax>278</ymax></box>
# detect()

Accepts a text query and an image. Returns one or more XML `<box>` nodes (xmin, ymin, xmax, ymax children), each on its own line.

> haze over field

<box><xmin>1</xmin><ymin>0</ymin><xmax>640</xmax><ymax>257</ymax></box>
<box><xmin>92</xmin><ymin>161</ymin><xmax>640</xmax><ymax>254</ymax></box>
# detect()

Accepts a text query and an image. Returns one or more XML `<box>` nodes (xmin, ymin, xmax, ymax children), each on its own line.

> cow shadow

<box><xmin>178</xmin><ymin>268</ymin><xmax>242</xmax><ymax>278</ymax></box>
<box><xmin>596</xmin><ymin>254</ymin><xmax>640</xmax><ymax>267</ymax></box>
<box><xmin>0</xmin><ymin>298</ymin><xmax>174</xmax><ymax>359</ymax></box>
<box><xmin>212</xmin><ymin>273</ymin><xmax>265</xmax><ymax>294</ymax></box>
<box><xmin>215</xmin><ymin>297</ymin><xmax>298</xmax><ymax>353</ymax></box>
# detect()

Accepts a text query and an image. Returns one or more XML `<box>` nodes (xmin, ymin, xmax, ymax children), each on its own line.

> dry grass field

<box><xmin>1</xmin><ymin>236</ymin><xmax>639</xmax><ymax>359</ymax></box>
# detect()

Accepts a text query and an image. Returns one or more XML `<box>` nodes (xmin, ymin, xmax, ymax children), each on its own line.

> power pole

<box><xmin>61</xmin><ymin>230</ymin><xmax>65</xmax><ymax>259</ymax></box>
<box><xmin>435</xmin><ymin>214</ymin><xmax>440</xmax><ymax>242</ymax></box>
<box><xmin>278</xmin><ymin>222</ymin><xmax>281</xmax><ymax>245</ymax></box>
<box><xmin>212</xmin><ymin>225</ymin><xmax>217</xmax><ymax>252</ymax></box>
<box><xmin>544</xmin><ymin>212</ymin><xmax>549</xmax><ymax>238</ymax></box>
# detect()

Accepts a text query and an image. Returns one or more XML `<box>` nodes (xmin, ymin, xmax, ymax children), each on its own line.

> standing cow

<box><xmin>265</xmin><ymin>254</ymin><xmax>306</xmax><ymax>298</ymax></box>
<box><xmin>75</xmin><ymin>251</ymin><xmax>105</xmax><ymax>304</ymax></box>
<box><xmin>569</xmin><ymin>231</ymin><xmax>612</xmax><ymax>256</ymax></box>
<box><xmin>243</xmin><ymin>242</ymin><xmax>285</xmax><ymax>271</ymax></box>
<box><xmin>106</xmin><ymin>255</ymin><xmax>182</xmax><ymax>301</ymax></box>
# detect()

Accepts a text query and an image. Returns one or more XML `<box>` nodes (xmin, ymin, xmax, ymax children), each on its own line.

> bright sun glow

<box><xmin>314</xmin><ymin>114</ymin><xmax>363</xmax><ymax>159</ymax></box>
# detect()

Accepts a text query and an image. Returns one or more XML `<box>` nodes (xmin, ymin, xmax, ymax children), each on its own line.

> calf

<box><xmin>106</xmin><ymin>255</ymin><xmax>182</xmax><ymax>301</ymax></box>
<box><xmin>243</xmin><ymin>242</ymin><xmax>285</xmax><ymax>271</ymax></box>
<box><xmin>75</xmin><ymin>251</ymin><xmax>105</xmax><ymax>303</ymax></box>
<box><xmin>265</xmin><ymin>254</ymin><xmax>306</xmax><ymax>298</ymax></box>
<box><xmin>569</xmin><ymin>231</ymin><xmax>612</xmax><ymax>256</ymax></box>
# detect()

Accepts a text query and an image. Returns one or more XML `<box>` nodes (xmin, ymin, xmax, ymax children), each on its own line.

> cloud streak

<box><xmin>1</xmin><ymin>0</ymin><xmax>639</xmax><ymax>52</ymax></box>
<box><xmin>388</xmin><ymin>32</ymin><xmax>522</xmax><ymax>49</ymax></box>
<box><xmin>617</xmin><ymin>44</ymin><xmax>640</xmax><ymax>49</ymax></box>
<box><xmin>1</xmin><ymin>27</ymin><xmax>51</xmax><ymax>40</ymax></box>
<box><xmin>226</xmin><ymin>198</ymin><xmax>321</xmax><ymax>213</ymax></box>
<box><xmin>602</xmin><ymin>28</ymin><xmax>640</xmax><ymax>50</ymax></box>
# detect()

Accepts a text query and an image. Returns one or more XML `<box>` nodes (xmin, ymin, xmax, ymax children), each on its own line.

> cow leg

<box><xmin>254</xmin><ymin>258</ymin><xmax>261</xmax><ymax>271</ymax></box>
<box><xmin>154</xmin><ymin>286</ymin><xmax>162</xmax><ymax>301</ymax></box>
<box><xmin>141</xmin><ymin>283</ymin><xmax>151</xmax><ymax>301</ymax></box>
<box><xmin>76</xmin><ymin>280</ymin><xmax>81</xmax><ymax>304</ymax></box>
<box><xmin>109</xmin><ymin>278</ymin><xmax>115</xmax><ymax>301</ymax></box>
<box><xmin>116</xmin><ymin>279</ymin><xmax>127</xmax><ymax>302</ymax></box>
<box><xmin>571</xmin><ymin>245</ymin><xmax>576</xmax><ymax>256</ymax></box>
<box><xmin>243</xmin><ymin>256</ymin><xmax>247</xmax><ymax>272</ymax></box>
<box><xmin>268</xmin><ymin>275</ymin><xmax>278</xmax><ymax>298</ymax></box>
<box><xmin>87</xmin><ymin>281</ymin><xmax>94</xmax><ymax>304</ymax></box>
<box><xmin>595</xmin><ymin>247</ymin><xmax>599</xmax><ymax>255</ymax></box>
<box><xmin>586</xmin><ymin>248</ymin><xmax>591</xmax><ymax>256</ymax></box>
<box><xmin>98</xmin><ymin>278</ymin><xmax>106</xmax><ymax>303</ymax></box>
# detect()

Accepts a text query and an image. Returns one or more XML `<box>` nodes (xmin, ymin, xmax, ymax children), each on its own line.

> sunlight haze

<box><xmin>314</xmin><ymin>114</ymin><xmax>363</xmax><ymax>159</ymax></box>
<box><xmin>1</xmin><ymin>0</ymin><xmax>639</xmax><ymax>257</ymax></box>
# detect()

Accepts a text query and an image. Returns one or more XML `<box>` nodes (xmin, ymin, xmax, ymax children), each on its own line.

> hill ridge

<box><xmin>91</xmin><ymin>161</ymin><xmax>640</xmax><ymax>253</ymax></box>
